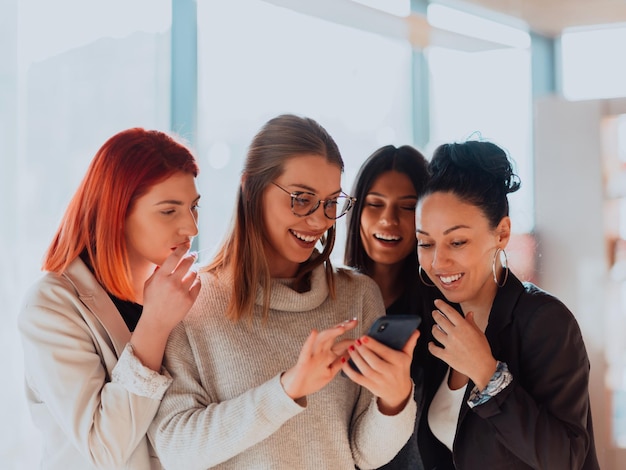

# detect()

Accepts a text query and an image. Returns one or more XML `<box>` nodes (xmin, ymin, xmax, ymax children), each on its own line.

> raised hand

<box><xmin>131</xmin><ymin>245</ymin><xmax>201</xmax><ymax>371</ymax></box>
<box><xmin>428</xmin><ymin>299</ymin><xmax>497</xmax><ymax>390</ymax></box>
<box><xmin>341</xmin><ymin>329</ymin><xmax>419</xmax><ymax>415</ymax></box>
<box><xmin>280</xmin><ymin>319</ymin><xmax>358</xmax><ymax>402</ymax></box>
<box><xmin>142</xmin><ymin>245</ymin><xmax>201</xmax><ymax>332</ymax></box>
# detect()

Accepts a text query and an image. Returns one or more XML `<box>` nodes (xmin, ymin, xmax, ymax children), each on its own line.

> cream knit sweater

<box><xmin>149</xmin><ymin>265</ymin><xmax>416</xmax><ymax>470</ymax></box>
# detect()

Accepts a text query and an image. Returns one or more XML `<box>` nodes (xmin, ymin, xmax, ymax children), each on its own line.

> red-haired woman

<box><xmin>19</xmin><ymin>128</ymin><xmax>202</xmax><ymax>469</ymax></box>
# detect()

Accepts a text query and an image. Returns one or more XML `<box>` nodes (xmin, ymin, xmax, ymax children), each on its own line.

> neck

<box><xmin>459</xmin><ymin>282</ymin><xmax>498</xmax><ymax>332</ymax></box>
<box><xmin>369</xmin><ymin>262</ymin><xmax>405</xmax><ymax>309</ymax></box>
<box><xmin>128</xmin><ymin>261</ymin><xmax>156</xmax><ymax>305</ymax></box>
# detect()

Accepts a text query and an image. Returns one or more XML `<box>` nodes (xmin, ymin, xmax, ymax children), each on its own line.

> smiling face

<box><xmin>359</xmin><ymin>170</ymin><xmax>418</xmax><ymax>269</ymax></box>
<box><xmin>262</xmin><ymin>154</ymin><xmax>341</xmax><ymax>278</ymax></box>
<box><xmin>125</xmin><ymin>171</ymin><xmax>200</xmax><ymax>271</ymax></box>
<box><xmin>416</xmin><ymin>191</ymin><xmax>510</xmax><ymax>311</ymax></box>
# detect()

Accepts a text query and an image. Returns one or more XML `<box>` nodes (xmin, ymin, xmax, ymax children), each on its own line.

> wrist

<box><xmin>473</xmin><ymin>357</ymin><xmax>498</xmax><ymax>390</ymax></box>
<box><xmin>468</xmin><ymin>361</ymin><xmax>513</xmax><ymax>408</ymax></box>
<box><xmin>280</xmin><ymin>370</ymin><xmax>307</xmax><ymax>405</ymax></box>
<box><xmin>377</xmin><ymin>383</ymin><xmax>412</xmax><ymax>416</ymax></box>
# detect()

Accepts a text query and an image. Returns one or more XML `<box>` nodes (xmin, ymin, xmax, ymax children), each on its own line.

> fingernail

<box><xmin>349</xmin><ymin>345</ymin><xmax>355</xmax><ymax>352</ymax></box>
<box><xmin>341</xmin><ymin>357</ymin><xmax>346</xmax><ymax>363</ymax></box>
<box><xmin>361</xmin><ymin>336</ymin><xmax>368</xmax><ymax>344</ymax></box>
<box><xmin>189</xmin><ymin>251</ymin><xmax>198</xmax><ymax>258</ymax></box>
<box><xmin>356</xmin><ymin>339</ymin><xmax>362</xmax><ymax>346</ymax></box>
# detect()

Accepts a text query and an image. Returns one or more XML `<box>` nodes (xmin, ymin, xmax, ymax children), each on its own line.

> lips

<box><xmin>171</xmin><ymin>240</ymin><xmax>192</xmax><ymax>251</ymax></box>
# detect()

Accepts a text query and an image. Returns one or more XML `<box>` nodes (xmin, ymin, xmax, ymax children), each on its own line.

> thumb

<box><xmin>402</xmin><ymin>329</ymin><xmax>421</xmax><ymax>355</ymax></box>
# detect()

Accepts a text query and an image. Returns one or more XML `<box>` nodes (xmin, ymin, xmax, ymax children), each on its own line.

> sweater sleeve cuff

<box><xmin>468</xmin><ymin>360</ymin><xmax>513</xmax><ymax>408</ymax></box>
<box><xmin>111</xmin><ymin>343</ymin><xmax>173</xmax><ymax>399</ymax></box>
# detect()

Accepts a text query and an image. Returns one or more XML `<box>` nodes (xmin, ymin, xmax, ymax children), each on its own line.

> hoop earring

<box><xmin>419</xmin><ymin>266</ymin><xmax>435</xmax><ymax>287</ymax></box>
<box><xmin>492</xmin><ymin>248</ymin><xmax>509</xmax><ymax>288</ymax></box>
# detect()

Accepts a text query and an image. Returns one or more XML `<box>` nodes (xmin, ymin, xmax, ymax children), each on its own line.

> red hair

<box><xmin>43</xmin><ymin>128</ymin><xmax>199</xmax><ymax>301</ymax></box>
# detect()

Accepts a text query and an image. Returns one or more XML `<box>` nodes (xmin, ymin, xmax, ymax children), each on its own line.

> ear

<box><xmin>495</xmin><ymin>216</ymin><xmax>511</xmax><ymax>248</ymax></box>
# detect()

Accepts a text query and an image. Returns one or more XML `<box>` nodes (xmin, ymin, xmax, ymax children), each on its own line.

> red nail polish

<box><xmin>349</xmin><ymin>345</ymin><xmax>355</xmax><ymax>352</ymax></box>
<box><xmin>361</xmin><ymin>336</ymin><xmax>368</xmax><ymax>344</ymax></box>
<box><xmin>341</xmin><ymin>357</ymin><xmax>346</xmax><ymax>363</ymax></box>
<box><xmin>356</xmin><ymin>339</ymin><xmax>362</xmax><ymax>346</ymax></box>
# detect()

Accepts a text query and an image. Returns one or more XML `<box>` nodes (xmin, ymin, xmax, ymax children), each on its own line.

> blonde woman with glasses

<box><xmin>149</xmin><ymin>114</ymin><xmax>420</xmax><ymax>469</ymax></box>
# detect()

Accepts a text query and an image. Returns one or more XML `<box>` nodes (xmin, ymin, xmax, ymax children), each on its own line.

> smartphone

<box><xmin>347</xmin><ymin>314</ymin><xmax>422</xmax><ymax>373</ymax></box>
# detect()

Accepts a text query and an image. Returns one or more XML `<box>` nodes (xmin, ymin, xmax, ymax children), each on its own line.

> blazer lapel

<box><xmin>64</xmin><ymin>259</ymin><xmax>131</xmax><ymax>357</ymax></box>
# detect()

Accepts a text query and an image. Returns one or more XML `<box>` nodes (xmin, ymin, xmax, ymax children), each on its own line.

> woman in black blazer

<box><xmin>414</xmin><ymin>140</ymin><xmax>599</xmax><ymax>469</ymax></box>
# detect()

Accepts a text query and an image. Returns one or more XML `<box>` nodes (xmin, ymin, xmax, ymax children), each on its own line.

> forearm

<box><xmin>352</xmin><ymin>385</ymin><xmax>417</xmax><ymax>469</ymax></box>
<box><xmin>150</xmin><ymin>374</ymin><xmax>304</xmax><ymax>469</ymax></box>
<box><xmin>129</xmin><ymin>317</ymin><xmax>172</xmax><ymax>372</ymax></box>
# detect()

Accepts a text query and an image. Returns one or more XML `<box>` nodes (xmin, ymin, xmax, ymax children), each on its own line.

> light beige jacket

<box><xmin>19</xmin><ymin>258</ymin><xmax>171</xmax><ymax>470</ymax></box>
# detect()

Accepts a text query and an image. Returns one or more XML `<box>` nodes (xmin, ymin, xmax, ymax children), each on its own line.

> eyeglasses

<box><xmin>272</xmin><ymin>182</ymin><xmax>356</xmax><ymax>220</ymax></box>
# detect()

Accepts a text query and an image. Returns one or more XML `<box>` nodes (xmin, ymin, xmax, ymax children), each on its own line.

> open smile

<box><xmin>289</xmin><ymin>229</ymin><xmax>321</xmax><ymax>245</ymax></box>
<box><xmin>373</xmin><ymin>233</ymin><xmax>402</xmax><ymax>243</ymax></box>
<box><xmin>438</xmin><ymin>273</ymin><xmax>463</xmax><ymax>285</ymax></box>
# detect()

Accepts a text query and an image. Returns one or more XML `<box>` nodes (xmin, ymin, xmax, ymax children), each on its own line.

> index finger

<box><xmin>433</xmin><ymin>299</ymin><xmax>463</xmax><ymax>326</ymax></box>
<box><xmin>316</xmin><ymin>319</ymin><xmax>358</xmax><ymax>347</ymax></box>
<box><xmin>159</xmin><ymin>244</ymin><xmax>191</xmax><ymax>274</ymax></box>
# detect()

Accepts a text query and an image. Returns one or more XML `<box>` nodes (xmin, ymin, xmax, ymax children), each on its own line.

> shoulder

<box><xmin>512</xmin><ymin>281</ymin><xmax>583</xmax><ymax>339</ymax></box>
<box><xmin>21</xmin><ymin>266</ymin><xmax>84</xmax><ymax>316</ymax></box>
<box><xmin>184</xmin><ymin>270</ymin><xmax>230</xmax><ymax>322</ymax></box>
<box><xmin>19</xmin><ymin>262</ymin><xmax>102</xmax><ymax>335</ymax></box>
<box><xmin>517</xmin><ymin>281</ymin><xmax>573</xmax><ymax>318</ymax></box>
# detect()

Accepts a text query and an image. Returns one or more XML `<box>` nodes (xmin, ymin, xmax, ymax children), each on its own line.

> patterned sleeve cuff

<box><xmin>111</xmin><ymin>343</ymin><xmax>173</xmax><ymax>400</ymax></box>
<box><xmin>468</xmin><ymin>361</ymin><xmax>512</xmax><ymax>409</ymax></box>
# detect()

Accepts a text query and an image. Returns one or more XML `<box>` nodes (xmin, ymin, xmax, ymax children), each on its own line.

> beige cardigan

<box><xmin>19</xmin><ymin>258</ymin><xmax>171</xmax><ymax>469</ymax></box>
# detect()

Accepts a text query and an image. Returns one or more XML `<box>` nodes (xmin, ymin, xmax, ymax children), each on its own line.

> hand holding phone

<box><xmin>347</xmin><ymin>314</ymin><xmax>421</xmax><ymax>373</ymax></box>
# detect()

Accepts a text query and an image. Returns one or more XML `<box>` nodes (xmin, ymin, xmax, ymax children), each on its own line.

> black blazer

<box><xmin>416</xmin><ymin>272</ymin><xmax>600</xmax><ymax>470</ymax></box>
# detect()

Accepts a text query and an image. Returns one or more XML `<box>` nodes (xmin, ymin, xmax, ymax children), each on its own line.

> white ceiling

<box><xmin>455</xmin><ymin>0</ymin><xmax>626</xmax><ymax>37</ymax></box>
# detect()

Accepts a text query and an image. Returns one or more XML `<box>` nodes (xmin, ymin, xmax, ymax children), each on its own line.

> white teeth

<box><xmin>439</xmin><ymin>273</ymin><xmax>462</xmax><ymax>284</ymax></box>
<box><xmin>291</xmin><ymin>230</ymin><xmax>318</xmax><ymax>243</ymax></box>
<box><xmin>374</xmin><ymin>233</ymin><xmax>401</xmax><ymax>241</ymax></box>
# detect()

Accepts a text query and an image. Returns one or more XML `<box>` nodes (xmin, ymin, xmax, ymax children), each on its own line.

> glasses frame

<box><xmin>271</xmin><ymin>182</ymin><xmax>356</xmax><ymax>220</ymax></box>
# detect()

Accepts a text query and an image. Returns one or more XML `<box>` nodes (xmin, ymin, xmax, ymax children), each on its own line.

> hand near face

<box><xmin>280</xmin><ymin>319</ymin><xmax>358</xmax><ymax>402</ymax></box>
<box><xmin>429</xmin><ymin>299</ymin><xmax>497</xmax><ymax>390</ymax></box>
<box><xmin>142</xmin><ymin>245</ymin><xmax>202</xmax><ymax>332</ymax></box>
<box><xmin>341</xmin><ymin>329</ymin><xmax>419</xmax><ymax>415</ymax></box>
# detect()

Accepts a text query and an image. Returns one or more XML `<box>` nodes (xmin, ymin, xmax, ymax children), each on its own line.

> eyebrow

<box><xmin>289</xmin><ymin>183</ymin><xmax>342</xmax><ymax>196</ymax></box>
<box><xmin>416</xmin><ymin>224</ymin><xmax>471</xmax><ymax>236</ymax></box>
<box><xmin>154</xmin><ymin>195</ymin><xmax>201</xmax><ymax>206</ymax></box>
<box><xmin>367</xmin><ymin>191</ymin><xmax>418</xmax><ymax>200</ymax></box>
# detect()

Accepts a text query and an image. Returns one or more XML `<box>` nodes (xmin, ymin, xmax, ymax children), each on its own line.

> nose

<box><xmin>430</xmin><ymin>246</ymin><xmax>450</xmax><ymax>271</ymax></box>
<box><xmin>180</xmin><ymin>207</ymin><xmax>199</xmax><ymax>238</ymax></box>
<box><xmin>305</xmin><ymin>203</ymin><xmax>331</xmax><ymax>230</ymax></box>
<box><xmin>380</xmin><ymin>205</ymin><xmax>399</xmax><ymax>226</ymax></box>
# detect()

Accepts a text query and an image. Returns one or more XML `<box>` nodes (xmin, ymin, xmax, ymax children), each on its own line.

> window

<box><xmin>196</xmin><ymin>0</ymin><xmax>414</xmax><ymax>263</ymax></box>
<box><xmin>562</xmin><ymin>25</ymin><xmax>626</xmax><ymax>101</ymax></box>
<box><xmin>426</xmin><ymin>45</ymin><xmax>534</xmax><ymax>234</ymax></box>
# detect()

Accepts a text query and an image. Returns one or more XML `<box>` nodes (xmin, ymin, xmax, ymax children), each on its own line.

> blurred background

<box><xmin>2</xmin><ymin>0</ymin><xmax>626</xmax><ymax>467</ymax></box>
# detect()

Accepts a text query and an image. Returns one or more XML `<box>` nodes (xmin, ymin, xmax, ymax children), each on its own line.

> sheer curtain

<box><xmin>1</xmin><ymin>1</ymin><xmax>171</xmax><ymax>467</ymax></box>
